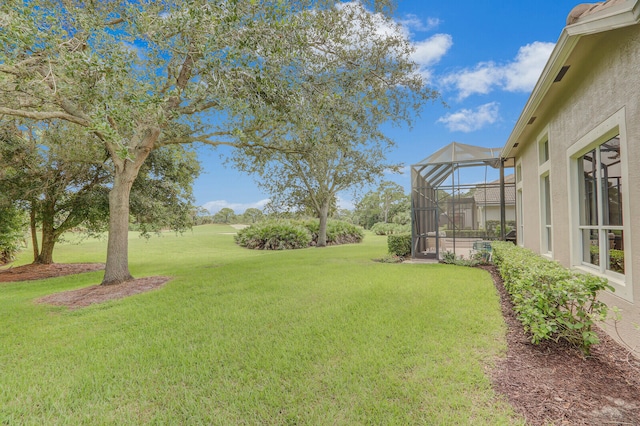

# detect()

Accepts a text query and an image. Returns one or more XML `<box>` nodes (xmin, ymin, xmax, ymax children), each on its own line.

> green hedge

<box><xmin>302</xmin><ymin>219</ymin><xmax>364</xmax><ymax>245</ymax></box>
<box><xmin>387</xmin><ymin>234</ymin><xmax>411</xmax><ymax>257</ymax></box>
<box><xmin>234</xmin><ymin>221</ymin><xmax>312</xmax><ymax>250</ymax></box>
<box><xmin>371</xmin><ymin>222</ymin><xmax>411</xmax><ymax>236</ymax></box>
<box><xmin>235</xmin><ymin>219</ymin><xmax>364</xmax><ymax>250</ymax></box>
<box><xmin>492</xmin><ymin>241</ymin><xmax>612</xmax><ymax>355</ymax></box>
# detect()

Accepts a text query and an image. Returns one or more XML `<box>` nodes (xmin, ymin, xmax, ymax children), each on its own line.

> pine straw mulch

<box><xmin>1</xmin><ymin>262</ymin><xmax>640</xmax><ymax>424</ymax></box>
<box><xmin>0</xmin><ymin>262</ymin><xmax>170</xmax><ymax>309</ymax></box>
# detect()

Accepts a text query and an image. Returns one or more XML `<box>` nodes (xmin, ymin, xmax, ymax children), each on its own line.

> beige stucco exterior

<box><xmin>504</xmin><ymin>1</ymin><xmax>640</xmax><ymax>352</ymax></box>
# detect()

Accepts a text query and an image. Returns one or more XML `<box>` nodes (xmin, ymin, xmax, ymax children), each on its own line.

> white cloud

<box><xmin>503</xmin><ymin>41</ymin><xmax>555</xmax><ymax>92</ymax></box>
<box><xmin>441</xmin><ymin>41</ymin><xmax>555</xmax><ymax>100</ymax></box>
<box><xmin>412</xmin><ymin>34</ymin><xmax>453</xmax><ymax>68</ymax></box>
<box><xmin>336</xmin><ymin>3</ymin><xmax>452</xmax><ymax>83</ymax></box>
<box><xmin>437</xmin><ymin>102</ymin><xmax>500</xmax><ymax>132</ymax></box>
<box><xmin>441</xmin><ymin>62</ymin><xmax>502</xmax><ymax>99</ymax></box>
<box><xmin>400</xmin><ymin>14</ymin><xmax>441</xmax><ymax>32</ymax></box>
<box><xmin>202</xmin><ymin>199</ymin><xmax>270</xmax><ymax>214</ymax></box>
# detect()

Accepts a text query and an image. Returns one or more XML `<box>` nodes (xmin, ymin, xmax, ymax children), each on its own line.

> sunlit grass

<box><xmin>0</xmin><ymin>225</ymin><xmax>522</xmax><ymax>424</ymax></box>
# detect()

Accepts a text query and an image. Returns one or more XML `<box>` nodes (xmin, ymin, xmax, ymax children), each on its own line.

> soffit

<box><xmin>502</xmin><ymin>0</ymin><xmax>640</xmax><ymax>159</ymax></box>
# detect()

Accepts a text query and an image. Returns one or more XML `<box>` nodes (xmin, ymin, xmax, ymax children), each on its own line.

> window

<box><xmin>539</xmin><ymin>139</ymin><xmax>549</xmax><ymax>165</ymax></box>
<box><xmin>541</xmin><ymin>174</ymin><xmax>552</xmax><ymax>253</ymax></box>
<box><xmin>568</xmin><ymin>108</ymin><xmax>630</xmax><ymax>300</ymax></box>
<box><xmin>577</xmin><ymin>135</ymin><xmax>624</xmax><ymax>275</ymax></box>
<box><xmin>515</xmin><ymin>160</ymin><xmax>524</xmax><ymax>246</ymax></box>
<box><xmin>517</xmin><ymin>189</ymin><xmax>524</xmax><ymax>246</ymax></box>
<box><xmin>538</xmin><ymin>134</ymin><xmax>551</xmax><ymax>254</ymax></box>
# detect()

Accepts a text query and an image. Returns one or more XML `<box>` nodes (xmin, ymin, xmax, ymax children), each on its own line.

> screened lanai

<box><xmin>411</xmin><ymin>142</ymin><xmax>515</xmax><ymax>260</ymax></box>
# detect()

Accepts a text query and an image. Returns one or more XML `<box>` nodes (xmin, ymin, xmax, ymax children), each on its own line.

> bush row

<box><xmin>371</xmin><ymin>222</ymin><xmax>411</xmax><ymax>236</ymax></box>
<box><xmin>491</xmin><ymin>241</ymin><xmax>612</xmax><ymax>355</ymax></box>
<box><xmin>235</xmin><ymin>220</ymin><xmax>364</xmax><ymax>250</ymax></box>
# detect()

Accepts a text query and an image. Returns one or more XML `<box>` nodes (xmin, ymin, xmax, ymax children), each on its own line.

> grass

<box><xmin>0</xmin><ymin>225</ymin><xmax>523</xmax><ymax>425</ymax></box>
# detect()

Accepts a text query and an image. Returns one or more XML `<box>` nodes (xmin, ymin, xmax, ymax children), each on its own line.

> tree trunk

<box><xmin>35</xmin><ymin>232</ymin><xmax>56</xmax><ymax>264</ymax></box>
<box><xmin>317</xmin><ymin>201</ymin><xmax>330</xmax><ymax>248</ymax></box>
<box><xmin>101</xmin><ymin>168</ymin><xmax>137</xmax><ymax>285</ymax></box>
<box><xmin>33</xmin><ymin>200</ymin><xmax>56</xmax><ymax>264</ymax></box>
<box><xmin>101</xmin><ymin>129</ymin><xmax>158</xmax><ymax>285</ymax></box>
<box><xmin>30</xmin><ymin>206</ymin><xmax>39</xmax><ymax>262</ymax></box>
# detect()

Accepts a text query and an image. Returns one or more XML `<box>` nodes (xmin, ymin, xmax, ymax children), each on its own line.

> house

<box><xmin>473</xmin><ymin>175</ymin><xmax>516</xmax><ymax>231</ymax></box>
<box><xmin>502</xmin><ymin>0</ymin><xmax>640</xmax><ymax>350</ymax></box>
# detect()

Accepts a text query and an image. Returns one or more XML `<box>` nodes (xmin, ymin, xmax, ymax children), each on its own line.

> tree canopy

<box><xmin>354</xmin><ymin>181</ymin><xmax>409</xmax><ymax>229</ymax></box>
<box><xmin>231</xmin><ymin>3</ymin><xmax>437</xmax><ymax>246</ymax></box>
<box><xmin>0</xmin><ymin>120</ymin><xmax>200</xmax><ymax>264</ymax></box>
<box><xmin>0</xmin><ymin>0</ymin><xmax>433</xmax><ymax>282</ymax></box>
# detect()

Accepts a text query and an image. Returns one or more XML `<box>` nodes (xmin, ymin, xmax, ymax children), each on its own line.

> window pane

<box><xmin>517</xmin><ymin>189</ymin><xmax>523</xmax><ymax>244</ymax></box>
<box><xmin>582</xmin><ymin>229</ymin><xmax>599</xmax><ymax>266</ymax></box>
<box><xmin>544</xmin><ymin>176</ymin><xmax>551</xmax><ymax>224</ymax></box>
<box><xmin>540</xmin><ymin>140</ymin><xmax>549</xmax><ymax>164</ymax></box>
<box><xmin>542</xmin><ymin>175</ymin><xmax>552</xmax><ymax>253</ymax></box>
<box><xmin>600</xmin><ymin>137</ymin><xmax>622</xmax><ymax>226</ymax></box>
<box><xmin>606</xmin><ymin>229</ymin><xmax>624</xmax><ymax>274</ymax></box>
<box><xmin>579</xmin><ymin>149</ymin><xmax>598</xmax><ymax>226</ymax></box>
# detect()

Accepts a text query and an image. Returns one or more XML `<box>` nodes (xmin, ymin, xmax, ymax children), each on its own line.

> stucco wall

<box><xmin>517</xmin><ymin>141</ymin><xmax>541</xmax><ymax>252</ymax></box>
<box><xmin>515</xmin><ymin>25</ymin><xmax>640</xmax><ymax>350</ymax></box>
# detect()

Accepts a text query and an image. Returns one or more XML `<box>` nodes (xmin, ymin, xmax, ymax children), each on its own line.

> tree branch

<box><xmin>178</xmin><ymin>100</ymin><xmax>221</xmax><ymax>115</ymax></box>
<box><xmin>0</xmin><ymin>107</ymin><xmax>90</xmax><ymax>127</ymax></box>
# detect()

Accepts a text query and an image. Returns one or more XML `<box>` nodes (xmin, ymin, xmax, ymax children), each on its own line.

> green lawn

<box><xmin>0</xmin><ymin>225</ymin><xmax>522</xmax><ymax>425</ymax></box>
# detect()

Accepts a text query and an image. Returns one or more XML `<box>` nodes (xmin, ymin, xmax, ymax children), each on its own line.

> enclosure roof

<box><xmin>412</xmin><ymin>142</ymin><xmax>502</xmax><ymax>167</ymax></box>
<box><xmin>411</xmin><ymin>142</ymin><xmax>503</xmax><ymax>187</ymax></box>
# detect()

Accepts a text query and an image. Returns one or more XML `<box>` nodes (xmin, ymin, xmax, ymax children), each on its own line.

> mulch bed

<box><xmin>2</xmin><ymin>262</ymin><xmax>639</xmax><ymax>424</ymax></box>
<box><xmin>36</xmin><ymin>275</ymin><xmax>171</xmax><ymax>309</ymax></box>
<box><xmin>482</xmin><ymin>264</ymin><xmax>640</xmax><ymax>425</ymax></box>
<box><xmin>0</xmin><ymin>262</ymin><xmax>170</xmax><ymax>309</ymax></box>
<box><xmin>0</xmin><ymin>262</ymin><xmax>105</xmax><ymax>282</ymax></box>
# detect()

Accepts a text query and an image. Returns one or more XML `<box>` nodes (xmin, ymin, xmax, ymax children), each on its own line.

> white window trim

<box><xmin>566</xmin><ymin>107</ymin><xmax>633</xmax><ymax>302</ymax></box>
<box><xmin>537</xmin><ymin>130</ymin><xmax>552</xmax><ymax>257</ymax></box>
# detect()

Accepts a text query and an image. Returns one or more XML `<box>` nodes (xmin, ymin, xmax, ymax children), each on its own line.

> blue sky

<box><xmin>195</xmin><ymin>0</ymin><xmax>579</xmax><ymax>214</ymax></box>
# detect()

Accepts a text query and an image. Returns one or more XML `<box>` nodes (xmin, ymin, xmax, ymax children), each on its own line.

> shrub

<box><xmin>323</xmin><ymin>220</ymin><xmax>364</xmax><ymax>245</ymax></box>
<box><xmin>440</xmin><ymin>250</ymin><xmax>490</xmax><ymax>267</ymax></box>
<box><xmin>234</xmin><ymin>221</ymin><xmax>312</xmax><ymax>250</ymax></box>
<box><xmin>485</xmin><ymin>220</ymin><xmax>517</xmax><ymax>237</ymax></box>
<box><xmin>371</xmin><ymin>222</ymin><xmax>410</xmax><ymax>236</ymax></box>
<box><xmin>387</xmin><ymin>234</ymin><xmax>411</xmax><ymax>257</ymax></box>
<box><xmin>235</xmin><ymin>219</ymin><xmax>364</xmax><ymax>250</ymax></box>
<box><xmin>439</xmin><ymin>229</ymin><xmax>492</xmax><ymax>239</ymax></box>
<box><xmin>296</xmin><ymin>219</ymin><xmax>364</xmax><ymax>246</ymax></box>
<box><xmin>492</xmin><ymin>241</ymin><xmax>612</xmax><ymax>355</ymax></box>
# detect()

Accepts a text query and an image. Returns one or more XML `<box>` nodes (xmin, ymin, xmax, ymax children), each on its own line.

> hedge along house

<box><xmin>411</xmin><ymin>142</ymin><xmax>515</xmax><ymax>260</ymax></box>
<box><xmin>502</xmin><ymin>0</ymin><xmax>640</xmax><ymax>349</ymax></box>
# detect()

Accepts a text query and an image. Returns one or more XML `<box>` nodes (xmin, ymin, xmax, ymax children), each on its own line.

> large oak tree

<box><xmin>232</xmin><ymin>3</ymin><xmax>437</xmax><ymax>246</ymax></box>
<box><xmin>0</xmin><ymin>0</ymin><xmax>428</xmax><ymax>283</ymax></box>
<box><xmin>0</xmin><ymin>120</ymin><xmax>200</xmax><ymax>264</ymax></box>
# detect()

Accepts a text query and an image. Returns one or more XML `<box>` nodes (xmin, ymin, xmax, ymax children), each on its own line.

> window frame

<box><xmin>567</xmin><ymin>108</ymin><xmax>632</xmax><ymax>301</ymax></box>
<box><xmin>515</xmin><ymin>159</ymin><xmax>524</xmax><ymax>247</ymax></box>
<box><xmin>538</xmin><ymin>132</ymin><xmax>552</xmax><ymax>256</ymax></box>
